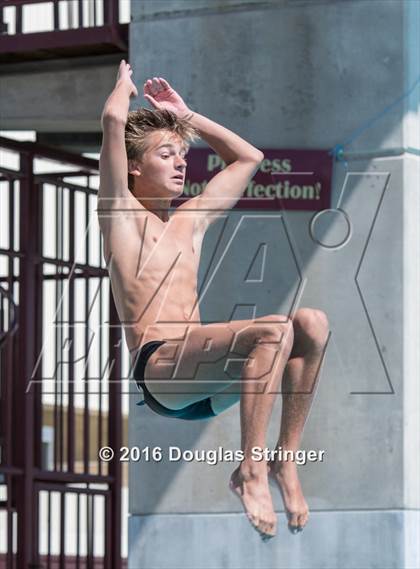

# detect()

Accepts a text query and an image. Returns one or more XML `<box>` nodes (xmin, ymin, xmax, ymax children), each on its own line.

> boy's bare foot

<box><xmin>267</xmin><ymin>459</ymin><xmax>309</xmax><ymax>533</ymax></box>
<box><xmin>229</xmin><ymin>464</ymin><xmax>277</xmax><ymax>541</ymax></box>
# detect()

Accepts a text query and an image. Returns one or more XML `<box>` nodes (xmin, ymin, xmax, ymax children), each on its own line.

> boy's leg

<box><xmin>268</xmin><ymin>308</ymin><xmax>329</xmax><ymax>532</ymax></box>
<box><xmin>211</xmin><ymin>309</ymin><xmax>328</xmax><ymax>419</ymax></box>
<box><xmin>228</xmin><ymin>318</ymin><xmax>294</xmax><ymax>539</ymax></box>
<box><xmin>144</xmin><ymin>312</ymin><xmax>328</xmax><ymax>536</ymax></box>
<box><xmin>208</xmin><ymin>308</ymin><xmax>329</xmax><ymax>536</ymax></box>
<box><xmin>144</xmin><ymin>314</ymin><xmax>294</xmax><ymax>539</ymax></box>
<box><xmin>143</xmin><ymin>316</ymin><xmax>289</xmax><ymax>409</ymax></box>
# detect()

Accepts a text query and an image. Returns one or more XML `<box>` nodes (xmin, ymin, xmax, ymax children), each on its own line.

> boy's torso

<box><xmin>97</xmin><ymin>192</ymin><xmax>207</xmax><ymax>363</ymax></box>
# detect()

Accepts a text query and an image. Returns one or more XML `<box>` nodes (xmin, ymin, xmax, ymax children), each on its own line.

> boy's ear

<box><xmin>128</xmin><ymin>160</ymin><xmax>141</xmax><ymax>177</ymax></box>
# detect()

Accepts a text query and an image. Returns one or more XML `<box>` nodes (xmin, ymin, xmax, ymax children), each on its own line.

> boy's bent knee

<box><xmin>293</xmin><ymin>308</ymin><xmax>329</xmax><ymax>350</ymax></box>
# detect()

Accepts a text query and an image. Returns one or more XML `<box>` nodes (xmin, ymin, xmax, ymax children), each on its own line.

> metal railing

<box><xmin>0</xmin><ymin>0</ymin><xmax>128</xmax><ymax>60</ymax></box>
<box><xmin>0</xmin><ymin>136</ymin><xmax>125</xmax><ymax>568</ymax></box>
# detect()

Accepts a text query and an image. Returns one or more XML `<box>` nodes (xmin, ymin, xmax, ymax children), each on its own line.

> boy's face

<box><xmin>132</xmin><ymin>130</ymin><xmax>188</xmax><ymax>199</ymax></box>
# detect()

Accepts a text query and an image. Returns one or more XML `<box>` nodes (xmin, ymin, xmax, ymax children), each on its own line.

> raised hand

<box><xmin>116</xmin><ymin>59</ymin><xmax>138</xmax><ymax>98</ymax></box>
<box><xmin>143</xmin><ymin>77</ymin><xmax>191</xmax><ymax>118</ymax></box>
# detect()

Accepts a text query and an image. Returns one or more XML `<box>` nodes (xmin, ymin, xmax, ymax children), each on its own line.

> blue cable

<box><xmin>329</xmin><ymin>74</ymin><xmax>420</xmax><ymax>163</ymax></box>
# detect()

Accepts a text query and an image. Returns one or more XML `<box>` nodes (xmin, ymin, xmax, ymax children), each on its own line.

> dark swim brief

<box><xmin>133</xmin><ymin>340</ymin><xmax>216</xmax><ymax>421</ymax></box>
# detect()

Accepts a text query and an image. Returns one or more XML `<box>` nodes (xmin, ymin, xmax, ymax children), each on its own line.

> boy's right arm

<box><xmin>99</xmin><ymin>60</ymin><xmax>138</xmax><ymax>199</ymax></box>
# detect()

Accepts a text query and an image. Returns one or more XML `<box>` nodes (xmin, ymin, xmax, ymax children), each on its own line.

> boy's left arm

<box><xmin>187</xmin><ymin>110</ymin><xmax>264</xmax><ymax>208</ymax></box>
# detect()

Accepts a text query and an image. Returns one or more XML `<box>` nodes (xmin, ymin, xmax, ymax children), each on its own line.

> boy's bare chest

<box><xmin>137</xmin><ymin>212</ymin><xmax>203</xmax><ymax>271</ymax></box>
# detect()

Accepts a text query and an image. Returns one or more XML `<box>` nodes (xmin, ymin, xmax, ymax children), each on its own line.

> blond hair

<box><xmin>125</xmin><ymin>107</ymin><xmax>199</xmax><ymax>191</ymax></box>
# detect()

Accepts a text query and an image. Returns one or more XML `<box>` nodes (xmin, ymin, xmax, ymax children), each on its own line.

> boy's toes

<box><xmin>260</xmin><ymin>518</ymin><xmax>276</xmax><ymax>539</ymax></box>
<box><xmin>297</xmin><ymin>512</ymin><xmax>309</xmax><ymax>531</ymax></box>
<box><xmin>247</xmin><ymin>514</ymin><xmax>275</xmax><ymax>540</ymax></box>
<box><xmin>287</xmin><ymin>512</ymin><xmax>300</xmax><ymax>534</ymax></box>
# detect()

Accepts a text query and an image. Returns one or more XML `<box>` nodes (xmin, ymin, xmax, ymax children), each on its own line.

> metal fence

<box><xmin>0</xmin><ymin>136</ymin><xmax>125</xmax><ymax>568</ymax></box>
<box><xmin>0</xmin><ymin>0</ymin><xmax>128</xmax><ymax>61</ymax></box>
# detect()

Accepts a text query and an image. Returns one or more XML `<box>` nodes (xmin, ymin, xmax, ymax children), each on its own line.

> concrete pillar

<box><xmin>128</xmin><ymin>2</ymin><xmax>419</xmax><ymax>567</ymax></box>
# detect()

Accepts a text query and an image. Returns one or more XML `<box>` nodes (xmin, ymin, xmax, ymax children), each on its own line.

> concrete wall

<box><xmin>0</xmin><ymin>53</ymin><xmax>121</xmax><ymax>132</ymax></box>
<box><xmin>128</xmin><ymin>1</ymin><xmax>419</xmax><ymax>568</ymax></box>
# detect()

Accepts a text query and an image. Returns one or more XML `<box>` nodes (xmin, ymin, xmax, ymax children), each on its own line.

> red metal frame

<box><xmin>0</xmin><ymin>136</ymin><xmax>125</xmax><ymax>568</ymax></box>
<box><xmin>0</xmin><ymin>0</ymin><xmax>128</xmax><ymax>60</ymax></box>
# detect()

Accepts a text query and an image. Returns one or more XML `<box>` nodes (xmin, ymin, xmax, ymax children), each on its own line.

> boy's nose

<box><xmin>175</xmin><ymin>158</ymin><xmax>186</xmax><ymax>169</ymax></box>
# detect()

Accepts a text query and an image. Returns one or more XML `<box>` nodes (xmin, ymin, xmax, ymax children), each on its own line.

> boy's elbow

<box><xmin>242</xmin><ymin>149</ymin><xmax>264</xmax><ymax>164</ymax></box>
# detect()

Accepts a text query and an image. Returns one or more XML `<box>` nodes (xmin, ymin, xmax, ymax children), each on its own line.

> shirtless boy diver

<box><xmin>98</xmin><ymin>60</ymin><xmax>329</xmax><ymax>541</ymax></box>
